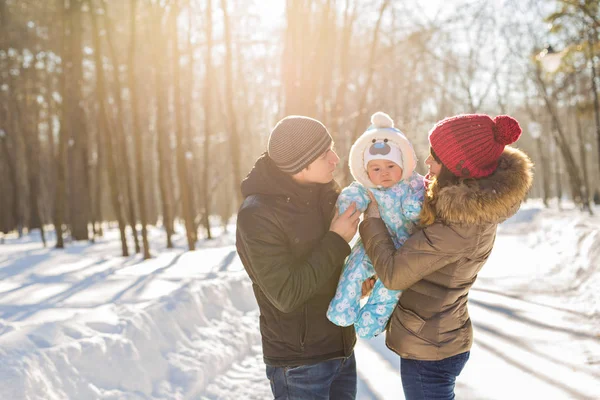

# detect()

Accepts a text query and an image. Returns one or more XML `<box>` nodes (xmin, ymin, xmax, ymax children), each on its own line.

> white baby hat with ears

<box><xmin>349</xmin><ymin>112</ymin><xmax>417</xmax><ymax>189</ymax></box>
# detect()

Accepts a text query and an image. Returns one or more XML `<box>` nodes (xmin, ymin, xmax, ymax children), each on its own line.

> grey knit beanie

<box><xmin>267</xmin><ymin>116</ymin><xmax>333</xmax><ymax>174</ymax></box>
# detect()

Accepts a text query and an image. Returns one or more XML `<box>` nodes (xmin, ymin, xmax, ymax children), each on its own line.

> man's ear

<box><xmin>291</xmin><ymin>168</ymin><xmax>306</xmax><ymax>183</ymax></box>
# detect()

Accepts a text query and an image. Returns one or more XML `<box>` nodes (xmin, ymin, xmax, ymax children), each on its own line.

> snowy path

<box><xmin>206</xmin><ymin>217</ymin><xmax>600</xmax><ymax>399</ymax></box>
<box><xmin>205</xmin><ymin>205</ymin><xmax>600</xmax><ymax>399</ymax></box>
<box><xmin>0</xmin><ymin>204</ymin><xmax>599</xmax><ymax>399</ymax></box>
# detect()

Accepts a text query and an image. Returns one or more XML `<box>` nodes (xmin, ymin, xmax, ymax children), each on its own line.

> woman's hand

<box><xmin>364</xmin><ymin>191</ymin><xmax>381</xmax><ymax>219</ymax></box>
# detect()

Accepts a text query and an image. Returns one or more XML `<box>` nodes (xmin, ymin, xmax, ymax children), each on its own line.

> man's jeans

<box><xmin>400</xmin><ymin>351</ymin><xmax>470</xmax><ymax>400</ymax></box>
<box><xmin>265</xmin><ymin>352</ymin><xmax>357</xmax><ymax>399</ymax></box>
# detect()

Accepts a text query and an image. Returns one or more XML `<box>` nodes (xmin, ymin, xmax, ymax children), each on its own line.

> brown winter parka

<box><xmin>359</xmin><ymin>147</ymin><xmax>533</xmax><ymax>361</ymax></box>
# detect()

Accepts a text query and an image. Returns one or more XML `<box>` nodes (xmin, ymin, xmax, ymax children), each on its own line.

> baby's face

<box><xmin>366</xmin><ymin>160</ymin><xmax>403</xmax><ymax>188</ymax></box>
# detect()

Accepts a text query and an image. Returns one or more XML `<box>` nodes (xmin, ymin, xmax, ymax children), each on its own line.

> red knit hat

<box><xmin>428</xmin><ymin>114</ymin><xmax>522</xmax><ymax>178</ymax></box>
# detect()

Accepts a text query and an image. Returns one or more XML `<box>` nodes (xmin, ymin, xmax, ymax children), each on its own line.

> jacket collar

<box><xmin>241</xmin><ymin>153</ymin><xmax>339</xmax><ymax>205</ymax></box>
<box><xmin>435</xmin><ymin>147</ymin><xmax>533</xmax><ymax>225</ymax></box>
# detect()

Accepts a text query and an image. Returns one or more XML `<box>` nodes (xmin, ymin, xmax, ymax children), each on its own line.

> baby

<box><xmin>327</xmin><ymin>111</ymin><xmax>425</xmax><ymax>339</ymax></box>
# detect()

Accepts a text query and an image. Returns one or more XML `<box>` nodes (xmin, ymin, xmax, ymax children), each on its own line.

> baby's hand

<box><xmin>361</xmin><ymin>276</ymin><xmax>376</xmax><ymax>298</ymax></box>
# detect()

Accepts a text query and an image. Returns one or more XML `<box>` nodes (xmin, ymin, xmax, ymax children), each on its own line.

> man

<box><xmin>236</xmin><ymin>116</ymin><xmax>362</xmax><ymax>399</ymax></box>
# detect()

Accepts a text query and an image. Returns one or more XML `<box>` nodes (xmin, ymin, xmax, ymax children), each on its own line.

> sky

<box><xmin>0</xmin><ymin>200</ymin><xmax>599</xmax><ymax>399</ymax></box>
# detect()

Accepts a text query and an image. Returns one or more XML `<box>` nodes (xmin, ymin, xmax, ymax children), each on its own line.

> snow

<box><xmin>0</xmin><ymin>201</ymin><xmax>599</xmax><ymax>399</ymax></box>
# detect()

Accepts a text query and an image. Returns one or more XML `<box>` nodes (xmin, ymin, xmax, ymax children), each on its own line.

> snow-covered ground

<box><xmin>0</xmin><ymin>201</ymin><xmax>599</xmax><ymax>399</ymax></box>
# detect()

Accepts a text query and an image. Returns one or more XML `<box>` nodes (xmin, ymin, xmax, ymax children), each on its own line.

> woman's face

<box><xmin>425</xmin><ymin>154</ymin><xmax>442</xmax><ymax>177</ymax></box>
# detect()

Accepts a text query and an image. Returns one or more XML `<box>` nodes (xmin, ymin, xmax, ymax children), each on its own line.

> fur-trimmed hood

<box><xmin>435</xmin><ymin>146</ymin><xmax>533</xmax><ymax>225</ymax></box>
<box><xmin>349</xmin><ymin>112</ymin><xmax>417</xmax><ymax>189</ymax></box>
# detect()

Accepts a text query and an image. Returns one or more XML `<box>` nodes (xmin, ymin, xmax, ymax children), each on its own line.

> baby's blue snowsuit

<box><xmin>327</xmin><ymin>171</ymin><xmax>425</xmax><ymax>338</ymax></box>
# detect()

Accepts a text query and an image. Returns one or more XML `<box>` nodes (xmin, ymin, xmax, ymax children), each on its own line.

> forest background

<box><xmin>1</xmin><ymin>0</ymin><xmax>599</xmax><ymax>257</ymax></box>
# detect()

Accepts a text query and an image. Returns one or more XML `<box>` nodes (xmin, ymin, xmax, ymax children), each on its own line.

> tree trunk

<box><xmin>535</xmin><ymin>64</ymin><xmax>586</xmax><ymax>208</ymax></box>
<box><xmin>523</xmin><ymin>96</ymin><xmax>550</xmax><ymax>208</ymax></box>
<box><xmin>127</xmin><ymin>0</ymin><xmax>151</xmax><ymax>258</ymax></box>
<box><xmin>221</xmin><ymin>0</ymin><xmax>242</xmax><ymax>208</ymax></box>
<box><xmin>21</xmin><ymin>68</ymin><xmax>46</xmax><ymax>246</ymax></box>
<box><xmin>43</xmin><ymin>66</ymin><xmax>58</xmax><ymax>233</ymax></box>
<box><xmin>282</xmin><ymin>0</ymin><xmax>301</xmax><ymax>116</ymax></box>
<box><xmin>54</xmin><ymin>0</ymin><xmax>71</xmax><ymax>249</ymax></box>
<box><xmin>185</xmin><ymin>0</ymin><xmax>198</xmax><ymax>240</ymax></box>
<box><xmin>202</xmin><ymin>0</ymin><xmax>214</xmax><ymax>240</ymax></box>
<box><xmin>153</xmin><ymin>5</ymin><xmax>174</xmax><ymax>248</ymax></box>
<box><xmin>344</xmin><ymin>0</ymin><xmax>390</xmax><ymax>183</ymax></box>
<box><xmin>172</xmin><ymin>0</ymin><xmax>195</xmax><ymax>250</ymax></box>
<box><xmin>587</xmin><ymin>33</ymin><xmax>600</xmax><ymax>180</ymax></box>
<box><xmin>0</xmin><ymin>0</ymin><xmax>6</xmax><ymax>31</ymax></box>
<box><xmin>94</xmin><ymin>113</ymin><xmax>105</xmax><ymax>237</ymax></box>
<box><xmin>101</xmin><ymin>0</ymin><xmax>141</xmax><ymax>253</ymax></box>
<box><xmin>330</xmin><ymin>0</ymin><xmax>356</xmax><ymax>144</ymax></box>
<box><xmin>1</xmin><ymin>104</ymin><xmax>22</xmax><ymax>237</ymax></box>
<box><xmin>574</xmin><ymin>106</ymin><xmax>593</xmax><ymax>215</ymax></box>
<box><xmin>0</xmin><ymin>160</ymin><xmax>5</xmax><ymax>238</ymax></box>
<box><xmin>536</xmin><ymin>137</ymin><xmax>551</xmax><ymax>208</ymax></box>
<box><xmin>68</xmin><ymin>0</ymin><xmax>92</xmax><ymax>241</ymax></box>
<box><xmin>1</xmin><ymin>133</ymin><xmax>20</xmax><ymax>231</ymax></box>
<box><xmin>302</xmin><ymin>0</ymin><xmax>333</xmax><ymax>119</ymax></box>
<box><xmin>89</xmin><ymin>0</ymin><xmax>129</xmax><ymax>256</ymax></box>
<box><xmin>0</xmin><ymin>1</ymin><xmax>12</xmax><ymax>237</ymax></box>
<box><xmin>552</xmin><ymin>136</ymin><xmax>563</xmax><ymax>210</ymax></box>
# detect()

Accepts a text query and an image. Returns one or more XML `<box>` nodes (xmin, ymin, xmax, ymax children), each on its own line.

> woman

<box><xmin>359</xmin><ymin>114</ymin><xmax>534</xmax><ymax>399</ymax></box>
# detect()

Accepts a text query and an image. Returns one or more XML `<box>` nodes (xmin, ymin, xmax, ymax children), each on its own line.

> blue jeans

<box><xmin>265</xmin><ymin>352</ymin><xmax>357</xmax><ymax>399</ymax></box>
<box><xmin>400</xmin><ymin>351</ymin><xmax>470</xmax><ymax>400</ymax></box>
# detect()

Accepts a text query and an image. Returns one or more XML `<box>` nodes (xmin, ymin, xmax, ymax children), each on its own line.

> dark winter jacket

<box><xmin>236</xmin><ymin>153</ymin><xmax>356</xmax><ymax>367</ymax></box>
<box><xmin>360</xmin><ymin>147</ymin><xmax>533</xmax><ymax>361</ymax></box>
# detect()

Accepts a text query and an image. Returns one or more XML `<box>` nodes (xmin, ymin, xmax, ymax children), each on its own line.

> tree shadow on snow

<box><xmin>474</xmin><ymin>337</ymin><xmax>596</xmax><ymax>399</ymax></box>
<box><xmin>470</xmin><ymin>287</ymin><xmax>592</xmax><ymax>318</ymax></box>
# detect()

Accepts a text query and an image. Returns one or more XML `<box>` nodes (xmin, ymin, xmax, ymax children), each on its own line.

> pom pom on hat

<box><xmin>371</xmin><ymin>111</ymin><xmax>394</xmax><ymax>128</ymax></box>
<box><xmin>364</xmin><ymin>112</ymin><xmax>402</xmax><ymax>171</ymax></box>
<box><xmin>493</xmin><ymin>115</ymin><xmax>522</xmax><ymax>145</ymax></box>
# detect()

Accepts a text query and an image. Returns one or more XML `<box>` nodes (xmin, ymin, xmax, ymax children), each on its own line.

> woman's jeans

<box><xmin>265</xmin><ymin>352</ymin><xmax>357</xmax><ymax>399</ymax></box>
<box><xmin>401</xmin><ymin>351</ymin><xmax>470</xmax><ymax>400</ymax></box>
